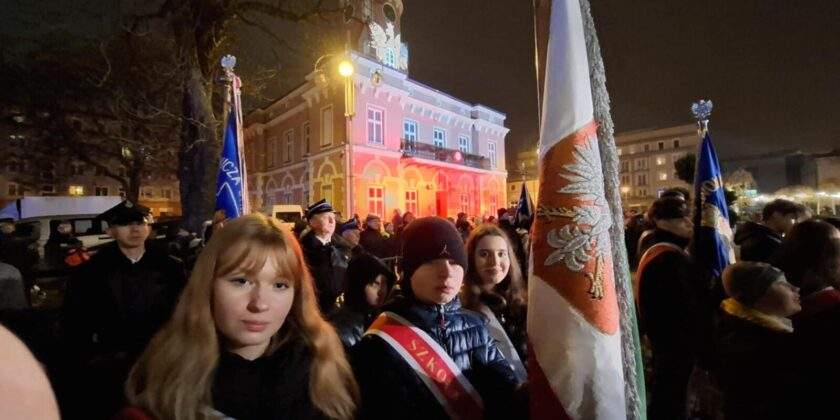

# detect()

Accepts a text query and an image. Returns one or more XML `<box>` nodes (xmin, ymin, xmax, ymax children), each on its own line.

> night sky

<box><xmin>401</xmin><ymin>0</ymin><xmax>840</xmax><ymax>163</ymax></box>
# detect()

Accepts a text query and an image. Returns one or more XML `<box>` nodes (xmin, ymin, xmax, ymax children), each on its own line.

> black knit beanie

<box><xmin>401</xmin><ymin>217</ymin><xmax>468</xmax><ymax>284</ymax></box>
<box><xmin>723</xmin><ymin>262</ymin><xmax>785</xmax><ymax>306</ymax></box>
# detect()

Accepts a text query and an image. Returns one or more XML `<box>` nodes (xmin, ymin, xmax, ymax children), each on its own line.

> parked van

<box><xmin>0</xmin><ymin>196</ymin><xmax>123</xmax><ymax>256</ymax></box>
<box><xmin>267</xmin><ymin>204</ymin><xmax>304</xmax><ymax>231</ymax></box>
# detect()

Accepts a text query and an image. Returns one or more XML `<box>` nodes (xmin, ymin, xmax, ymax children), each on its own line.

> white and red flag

<box><xmin>528</xmin><ymin>0</ymin><xmax>626</xmax><ymax>418</ymax></box>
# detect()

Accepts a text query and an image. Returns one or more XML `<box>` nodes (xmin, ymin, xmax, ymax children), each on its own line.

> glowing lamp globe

<box><xmin>453</xmin><ymin>151</ymin><xmax>463</xmax><ymax>162</ymax></box>
<box><xmin>338</xmin><ymin>60</ymin><xmax>355</xmax><ymax>78</ymax></box>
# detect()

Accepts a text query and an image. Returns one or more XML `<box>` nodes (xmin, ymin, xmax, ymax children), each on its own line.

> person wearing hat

<box><xmin>300</xmin><ymin>199</ymin><xmax>352</xmax><ymax>314</ymax></box>
<box><xmin>59</xmin><ymin>200</ymin><xmax>186</xmax><ymax>418</ymax></box>
<box><xmin>359</xmin><ymin>214</ymin><xmax>391</xmax><ymax>259</ymax></box>
<box><xmin>351</xmin><ymin>217</ymin><xmax>520</xmax><ymax>420</ymax></box>
<box><xmin>634</xmin><ymin>196</ymin><xmax>701</xmax><ymax>420</ymax></box>
<box><xmin>716</xmin><ymin>262</ymin><xmax>801</xmax><ymax>419</ymax></box>
<box><xmin>328</xmin><ymin>252</ymin><xmax>396</xmax><ymax>349</ymax></box>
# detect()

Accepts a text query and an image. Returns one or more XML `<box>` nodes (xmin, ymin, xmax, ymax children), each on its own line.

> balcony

<box><xmin>400</xmin><ymin>139</ymin><xmax>491</xmax><ymax>170</ymax></box>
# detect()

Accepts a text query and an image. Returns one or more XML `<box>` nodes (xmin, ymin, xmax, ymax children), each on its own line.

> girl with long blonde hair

<box><xmin>122</xmin><ymin>214</ymin><xmax>358</xmax><ymax>420</ymax></box>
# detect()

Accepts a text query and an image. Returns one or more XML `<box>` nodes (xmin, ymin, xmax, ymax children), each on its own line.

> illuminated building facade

<box><xmin>242</xmin><ymin>0</ymin><xmax>508</xmax><ymax>219</ymax></box>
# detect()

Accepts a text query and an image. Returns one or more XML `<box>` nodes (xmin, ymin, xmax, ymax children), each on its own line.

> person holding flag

<box><xmin>215</xmin><ymin>55</ymin><xmax>250</xmax><ymax>223</ymax></box>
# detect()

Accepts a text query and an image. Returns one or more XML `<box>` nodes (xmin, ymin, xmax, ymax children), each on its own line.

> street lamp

<box><xmin>313</xmin><ymin>54</ymin><xmax>355</xmax><ymax>118</ymax></box>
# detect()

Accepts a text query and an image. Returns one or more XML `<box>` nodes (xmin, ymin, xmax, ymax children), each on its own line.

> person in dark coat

<box><xmin>44</xmin><ymin>220</ymin><xmax>83</xmax><ymax>269</ymax></box>
<box><xmin>773</xmin><ymin>220</ymin><xmax>840</xmax><ymax>418</ymax></box>
<box><xmin>635</xmin><ymin>197</ymin><xmax>699</xmax><ymax>420</ymax></box>
<box><xmin>715</xmin><ymin>262</ymin><xmax>801</xmax><ymax>420</ymax></box>
<box><xmin>734</xmin><ymin>199</ymin><xmax>809</xmax><ymax>263</ymax></box>
<box><xmin>351</xmin><ymin>217</ymin><xmax>521</xmax><ymax>420</ymax></box>
<box><xmin>328</xmin><ymin>253</ymin><xmax>396</xmax><ymax>349</ymax></box>
<box><xmin>359</xmin><ymin>214</ymin><xmax>390</xmax><ymax>258</ymax></box>
<box><xmin>0</xmin><ymin>218</ymin><xmax>40</xmax><ymax>303</ymax></box>
<box><xmin>300</xmin><ymin>199</ymin><xmax>352</xmax><ymax>314</ymax></box>
<box><xmin>59</xmin><ymin>200</ymin><xmax>186</xmax><ymax>419</ymax></box>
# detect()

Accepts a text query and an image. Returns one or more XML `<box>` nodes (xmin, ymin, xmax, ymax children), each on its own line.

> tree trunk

<box><xmin>178</xmin><ymin>66</ymin><xmax>219</xmax><ymax>233</ymax></box>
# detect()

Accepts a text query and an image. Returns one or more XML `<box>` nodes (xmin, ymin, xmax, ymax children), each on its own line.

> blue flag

<box><xmin>216</xmin><ymin>109</ymin><xmax>245</xmax><ymax>219</ymax></box>
<box><xmin>515</xmin><ymin>182</ymin><xmax>534</xmax><ymax>229</ymax></box>
<box><xmin>692</xmin><ymin>131</ymin><xmax>735</xmax><ymax>278</ymax></box>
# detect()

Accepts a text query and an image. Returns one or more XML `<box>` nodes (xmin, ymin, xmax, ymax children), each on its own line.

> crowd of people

<box><xmin>1</xmin><ymin>190</ymin><xmax>838</xmax><ymax>419</ymax></box>
<box><xmin>629</xmin><ymin>189</ymin><xmax>840</xmax><ymax>419</ymax></box>
<box><xmin>0</xmin><ymin>199</ymin><xmax>532</xmax><ymax>419</ymax></box>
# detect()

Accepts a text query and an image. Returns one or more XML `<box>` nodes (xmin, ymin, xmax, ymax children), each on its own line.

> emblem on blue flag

<box><xmin>216</xmin><ymin>109</ymin><xmax>245</xmax><ymax>219</ymax></box>
<box><xmin>691</xmin><ymin>101</ymin><xmax>735</xmax><ymax>278</ymax></box>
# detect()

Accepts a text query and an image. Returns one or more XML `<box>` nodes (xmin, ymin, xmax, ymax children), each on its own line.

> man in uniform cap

<box><xmin>59</xmin><ymin>200</ymin><xmax>186</xmax><ymax>418</ymax></box>
<box><xmin>300</xmin><ymin>199</ymin><xmax>352</xmax><ymax>314</ymax></box>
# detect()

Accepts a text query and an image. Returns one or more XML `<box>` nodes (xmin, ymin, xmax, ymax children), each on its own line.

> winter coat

<box><xmin>351</xmin><ymin>294</ymin><xmax>521</xmax><ymax>420</ymax></box>
<box><xmin>60</xmin><ymin>243</ymin><xmax>186</xmax><ymax>418</ymax></box>
<box><xmin>300</xmin><ymin>231</ymin><xmax>352</xmax><ymax>314</ymax></box>
<box><xmin>328</xmin><ymin>304</ymin><xmax>374</xmax><ymax>350</ymax></box>
<box><xmin>359</xmin><ymin>228</ymin><xmax>391</xmax><ymax>259</ymax></box>
<box><xmin>636</xmin><ymin>229</ymin><xmax>699</xmax><ymax>352</ymax></box>
<box><xmin>211</xmin><ymin>339</ymin><xmax>329</xmax><ymax>420</ymax></box>
<box><xmin>715</xmin><ymin>299</ymin><xmax>798</xmax><ymax>420</ymax></box>
<box><xmin>791</xmin><ymin>287</ymin><xmax>840</xmax><ymax>419</ymax></box>
<box><xmin>734</xmin><ymin>221</ymin><xmax>782</xmax><ymax>263</ymax></box>
<box><xmin>0</xmin><ymin>261</ymin><xmax>26</xmax><ymax>311</ymax></box>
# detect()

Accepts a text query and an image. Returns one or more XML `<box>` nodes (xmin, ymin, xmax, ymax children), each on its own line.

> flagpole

<box><xmin>220</xmin><ymin>55</ymin><xmax>251</xmax><ymax>215</ymax></box>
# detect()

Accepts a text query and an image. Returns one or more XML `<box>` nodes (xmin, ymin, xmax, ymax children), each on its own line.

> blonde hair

<box><xmin>125</xmin><ymin>214</ymin><xmax>358</xmax><ymax>420</ymax></box>
<box><xmin>462</xmin><ymin>224</ymin><xmax>527</xmax><ymax>312</ymax></box>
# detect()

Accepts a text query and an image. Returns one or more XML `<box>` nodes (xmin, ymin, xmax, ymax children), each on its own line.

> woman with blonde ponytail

<box><xmin>120</xmin><ymin>213</ymin><xmax>358</xmax><ymax>420</ymax></box>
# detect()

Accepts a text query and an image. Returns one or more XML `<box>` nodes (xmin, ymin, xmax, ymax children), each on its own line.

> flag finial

<box><xmin>691</xmin><ymin>99</ymin><xmax>713</xmax><ymax>136</ymax></box>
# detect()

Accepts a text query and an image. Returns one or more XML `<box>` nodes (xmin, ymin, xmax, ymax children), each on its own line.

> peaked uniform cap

<box><xmin>99</xmin><ymin>200</ymin><xmax>151</xmax><ymax>225</ymax></box>
<box><xmin>305</xmin><ymin>199</ymin><xmax>334</xmax><ymax>220</ymax></box>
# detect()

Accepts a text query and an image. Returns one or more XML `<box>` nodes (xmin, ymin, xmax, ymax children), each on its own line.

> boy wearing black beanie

<box><xmin>351</xmin><ymin>217</ymin><xmax>520</xmax><ymax>420</ymax></box>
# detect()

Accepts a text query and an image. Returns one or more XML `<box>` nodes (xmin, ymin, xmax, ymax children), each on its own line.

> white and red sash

<box><xmin>365</xmin><ymin>311</ymin><xmax>484</xmax><ymax>420</ymax></box>
<box><xmin>633</xmin><ymin>242</ymin><xmax>687</xmax><ymax>307</ymax></box>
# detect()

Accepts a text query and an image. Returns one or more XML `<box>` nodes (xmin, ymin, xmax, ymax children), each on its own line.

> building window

<box><xmin>283</xmin><ymin>191</ymin><xmax>292</xmax><ymax>205</ymax></box>
<box><xmin>656</xmin><ymin>156</ymin><xmax>665</xmax><ymax>166</ymax></box>
<box><xmin>621</xmin><ymin>174</ymin><xmax>631</xmax><ymax>185</ymax></box>
<box><xmin>302</xmin><ymin>122</ymin><xmax>311</xmax><ymax>155</ymax></box>
<box><xmin>635</xmin><ymin>158</ymin><xmax>648</xmax><ymax>170</ymax></box>
<box><xmin>266</xmin><ymin>137</ymin><xmax>276</xmax><ymax>167</ymax></box>
<box><xmin>142</xmin><ymin>188</ymin><xmax>154</xmax><ymax>198</ymax></box>
<box><xmin>659</xmin><ymin>172</ymin><xmax>668</xmax><ymax>181</ymax></box>
<box><xmin>643</xmin><ymin>144</ymin><xmax>650</xmax><ymax>152</ymax></box>
<box><xmin>637</xmin><ymin>188</ymin><xmax>648</xmax><ymax>197</ymax></box>
<box><xmin>658</xmin><ymin>141</ymin><xmax>664</xmax><ymax>151</ymax></box>
<box><xmin>403</xmin><ymin>119</ymin><xmax>418</xmax><ymax>141</ymax></box>
<box><xmin>433</xmin><ymin>128</ymin><xmax>446</xmax><ymax>148</ymax></box>
<box><xmin>673</xmin><ymin>139</ymin><xmax>680</xmax><ymax>148</ymax></box>
<box><xmin>405</xmin><ymin>190</ymin><xmax>417</xmax><ymax>214</ymax></box>
<box><xmin>68</xmin><ymin>185</ymin><xmax>84</xmax><ymax>196</ymax></box>
<box><xmin>460</xmin><ymin>193</ymin><xmax>469</xmax><ymax>214</ymax></box>
<box><xmin>95</xmin><ymin>186</ymin><xmax>109</xmax><ymax>196</ymax></box>
<box><xmin>617</xmin><ymin>148</ymin><xmax>623</xmax><ymax>156</ymax></box>
<box><xmin>284</xmin><ymin>129</ymin><xmax>294</xmax><ymax>163</ymax></box>
<box><xmin>161</xmin><ymin>188</ymin><xmax>172</xmax><ymax>199</ymax></box>
<box><xmin>636</xmin><ymin>174</ymin><xmax>648</xmax><ymax>186</ymax></box>
<box><xmin>620</xmin><ymin>161</ymin><xmax>630</xmax><ymax>172</ymax></box>
<box><xmin>70</xmin><ymin>163</ymin><xmax>85</xmax><ymax>175</ymax></box>
<box><xmin>119</xmin><ymin>188</ymin><xmax>126</xmax><ymax>198</ymax></box>
<box><xmin>367</xmin><ymin>106</ymin><xmax>384</xmax><ymax>145</ymax></box>
<box><xmin>41</xmin><ymin>184</ymin><xmax>55</xmax><ymax>195</ymax></box>
<box><xmin>321</xmin><ymin>106</ymin><xmax>333</xmax><ymax>147</ymax></box>
<box><xmin>321</xmin><ymin>184</ymin><xmax>333</xmax><ymax>205</ymax></box>
<box><xmin>368</xmin><ymin>186</ymin><xmax>384</xmax><ymax>217</ymax></box>
<box><xmin>488</xmin><ymin>141</ymin><xmax>497</xmax><ymax>168</ymax></box>
<box><xmin>458</xmin><ymin>135</ymin><xmax>470</xmax><ymax>154</ymax></box>
<box><xmin>384</xmin><ymin>48</ymin><xmax>397</xmax><ymax>68</ymax></box>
